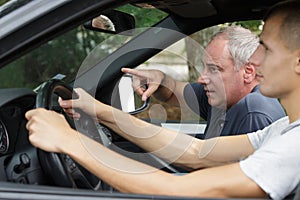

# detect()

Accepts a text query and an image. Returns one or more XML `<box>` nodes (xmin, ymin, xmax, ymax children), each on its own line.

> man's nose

<box><xmin>198</xmin><ymin>74</ymin><xmax>210</xmax><ymax>84</ymax></box>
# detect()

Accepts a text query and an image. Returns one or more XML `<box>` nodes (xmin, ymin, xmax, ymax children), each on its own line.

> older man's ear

<box><xmin>243</xmin><ymin>63</ymin><xmax>256</xmax><ymax>84</ymax></box>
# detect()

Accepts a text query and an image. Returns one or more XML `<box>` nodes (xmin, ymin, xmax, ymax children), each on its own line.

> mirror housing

<box><xmin>118</xmin><ymin>75</ymin><xmax>150</xmax><ymax>114</ymax></box>
<box><xmin>84</xmin><ymin>10</ymin><xmax>135</xmax><ymax>35</ymax></box>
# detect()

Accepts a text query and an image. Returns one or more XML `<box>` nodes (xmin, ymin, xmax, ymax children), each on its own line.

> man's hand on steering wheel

<box><xmin>26</xmin><ymin>108</ymin><xmax>75</xmax><ymax>154</ymax></box>
<box><xmin>58</xmin><ymin>88</ymin><xmax>98</xmax><ymax>121</ymax></box>
<box><xmin>26</xmin><ymin>79</ymin><xmax>104</xmax><ymax>190</ymax></box>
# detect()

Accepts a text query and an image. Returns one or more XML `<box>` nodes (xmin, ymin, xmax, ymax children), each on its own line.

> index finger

<box><xmin>121</xmin><ymin>68</ymin><xmax>147</xmax><ymax>79</ymax></box>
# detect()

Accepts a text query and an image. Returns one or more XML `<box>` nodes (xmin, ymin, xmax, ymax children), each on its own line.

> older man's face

<box><xmin>198</xmin><ymin>37</ymin><xmax>246</xmax><ymax>109</ymax></box>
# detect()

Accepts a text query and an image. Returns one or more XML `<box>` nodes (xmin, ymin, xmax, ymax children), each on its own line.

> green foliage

<box><xmin>0</xmin><ymin>4</ymin><xmax>168</xmax><ymax>89</ymax></box>
<box><xmin>230</xmin><ymin>20</ymin><xmax>263</xmax><ymax>34</ymax></box>
<box><xmin>0</xmin><ymin>62</ymin><xmax>25</xmax><ymax>88</ymax></box>
<box><xmin>0</xmin><ymin>0</ymin><xmax>9</xmax><ymax>6</ymax></box>
<box><xmin>0</xmin><ymin>27</ymin><xmax>110</xmax><ymax>88</ymax></box>
<box><xmin>117</xmin><ymin>4</ymin><xmax>168</xmax><ymax>29</ymax></box>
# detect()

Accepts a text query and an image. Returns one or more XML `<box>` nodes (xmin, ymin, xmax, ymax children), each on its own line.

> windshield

<box><xmin>0</xmin><ymin>2</ymin><xmax>167</xmax><ymax>88</ymax></box>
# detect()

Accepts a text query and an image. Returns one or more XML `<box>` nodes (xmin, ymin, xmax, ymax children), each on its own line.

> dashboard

<box><xmin>0</xmin><ymin>120</ymin><xmax>9</xmax><ymax>154</ymax></box>
<box><xmin>0</xmin><ymin>89</ymin><xmax>36</xmax><ymax>156</ymax></box>
<box><xmin>0</xmin><ymin>88</ymin><xmax>50</xmax><ymax>184</ymax></box>
<box><xmin>0</xmin><ymin>88</ymin><xmax>179</xmax><ymax>187</ymax></box>
<box><xmin>0</xmin><ymin>88</ymin><xmax>123</xmax><ymax>188</ymax></box>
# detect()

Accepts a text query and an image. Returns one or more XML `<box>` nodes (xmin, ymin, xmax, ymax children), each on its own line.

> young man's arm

<box><xmin>94</xmin><ymin>101</ymin><xmax>255</xmax><ymax>169</ymax></box>
<box><xmin>67</xmin><ymin>131</ymin><xmax>265</xmax><ymax>198</ymax></box>
<box><xmin>25</xmin><ymin>108</ymin><xmax>265</xmax><ymax>198</ymax></box>
<box><xmin>58</xmin><ymin>89</ymin><xmax>254</xmax><ymax>169</ymax></box>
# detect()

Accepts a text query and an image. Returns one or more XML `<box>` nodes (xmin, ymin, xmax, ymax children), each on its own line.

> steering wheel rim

<box><xmin>35</xmin><ymin>79</ymin><xmax>104</xmax><ymax>189</ymax></box>
<box><xmin>36</xmin><ymin>79</ymin><xmax>181</xmax><ymax>188</ymax></box>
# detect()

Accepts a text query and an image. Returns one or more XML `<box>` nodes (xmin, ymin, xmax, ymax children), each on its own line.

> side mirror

<box><xmin>118</xmin><ymin>75</ymin><xmax>150</xmax><ymax>114</ymax></box>
<box><xmin>84</xmin><ymin>10</ymin><xmax>135</xmax><ymax>35</ymax></box>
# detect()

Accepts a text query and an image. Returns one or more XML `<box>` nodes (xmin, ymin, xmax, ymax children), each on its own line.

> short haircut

<box><xmin>264</xmin><ymin>0</ymin><xmax>300</xmax><ymax>51</ymax></box>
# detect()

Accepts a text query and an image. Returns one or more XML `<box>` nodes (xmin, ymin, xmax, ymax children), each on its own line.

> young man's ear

<box><xmin>244</xmin><ymin>63</ymin><xmax>255</xmax><ymax>84</ymax></box>
<box><xmin>294</xmin><ymin>50</ymin><xmax>300</xmax><ymax>74</ymax></box>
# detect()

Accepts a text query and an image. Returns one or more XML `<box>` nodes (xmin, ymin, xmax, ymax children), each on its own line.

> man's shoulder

<box><xmin>228</xmin><ymin>86</ymin><xmax>285</xmax><ymax>118</ymax></box>
<box><xmin>244</xmin><ymin>88</ymin><xmax>279</xmax><ymax>107</ymax></box>
<box><xmin>242</xmin><ymin>88</ymin><xmax>285</xmax><ymax>116</ymax></box>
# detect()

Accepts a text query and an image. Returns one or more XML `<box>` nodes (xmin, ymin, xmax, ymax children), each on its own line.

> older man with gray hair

<box><xmin>122</xmin><ymin>25</ymin><xmax>285</xmax><ymax>139</ymax></box>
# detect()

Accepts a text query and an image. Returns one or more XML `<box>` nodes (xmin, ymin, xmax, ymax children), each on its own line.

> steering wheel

<box><xmin>35</xmin><ymin>79</ymin><xmax>110</xmax><ymax>190</ymax></box>
<box><xmin>35</xmin><ymin>79</ymin><xmax>182</xmax><ymax>189</ymax></box>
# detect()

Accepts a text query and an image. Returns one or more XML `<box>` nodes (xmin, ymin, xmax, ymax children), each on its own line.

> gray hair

<box><xmin>212</xmin><ymin>26</ymin><xmax>259</xmax><ymax>71</ymax></box>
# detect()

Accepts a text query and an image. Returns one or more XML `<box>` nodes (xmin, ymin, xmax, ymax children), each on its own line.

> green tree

<box><xmin>0</xmin><ymin>4</ymin><xmax>167</xmax><ymax>89</ymax></box>
<box><xmin>0</xmin><ymin>0</ymin><xmax>9</xmax><ymax>6</ymax></box>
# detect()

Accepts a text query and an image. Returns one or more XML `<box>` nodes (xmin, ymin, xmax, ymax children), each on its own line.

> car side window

<box><xmin>132</xmin><ymin>22</ymin><xmax>262</xmax><ymax>125</ymax></box>
<box><xmin>133</xmin><ymin>30</ymin><xmax>210</xmax><ymax>124</ymax></box>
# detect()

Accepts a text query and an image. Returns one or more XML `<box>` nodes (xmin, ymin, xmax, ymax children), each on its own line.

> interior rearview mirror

<box><xmin>118</xmin><ymin>74</ymin><xmax>150</xmax><ymax>114</ymax></box>
<box><xmin>84</xmin><ymin>10</ymin><xmax>135</xmax><ymax>35</ymax></box>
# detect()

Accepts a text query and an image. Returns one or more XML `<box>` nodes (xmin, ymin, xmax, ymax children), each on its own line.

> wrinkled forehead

<box><xmin>202</xmin><ymin>40</ymin><xmax>230</xmax><ymax>65</ymax></box>
<box><xmin>201</xmin><ymin>51</ymin><xmax>221</xmax><ymax>68</ymax></box>
<box><xmin>201</xmin><ymin>51</ymin><xmax>212</xmax><ymax>63</ymax></box>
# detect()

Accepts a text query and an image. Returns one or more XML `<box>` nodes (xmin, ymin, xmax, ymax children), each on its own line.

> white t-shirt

<box><xmin>240</xmin><ymin>116</ymin><xmax>300</xmax><ymax>200</ymax></box>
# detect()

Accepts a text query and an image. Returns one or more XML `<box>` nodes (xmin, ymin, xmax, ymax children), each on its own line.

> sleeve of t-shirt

<box><xmin>183</xmin><ymin>82</ymin><xmax>210</xmax><ymax>120</ymax></box>
<box><xmin>243</xmin><ymin>117</ymin><xmax>288</xmax><ymax>149</ymax></box>
<box><xmin>240</xmin><ymin>125</ymin><xmax>300</xmax><ymax>199</ymax></box>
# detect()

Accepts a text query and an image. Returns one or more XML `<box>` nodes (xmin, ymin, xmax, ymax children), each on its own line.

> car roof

<box><xmin>0</xmin><ymin>0</ymin><xmax>69</xmax><ymax>40</ymax></box>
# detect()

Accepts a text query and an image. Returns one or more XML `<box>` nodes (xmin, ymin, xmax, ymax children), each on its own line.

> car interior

<box><xmin>0</xmin><ymin>0</ymin><xmax>294</xmax><ymax>199</ymax></box>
